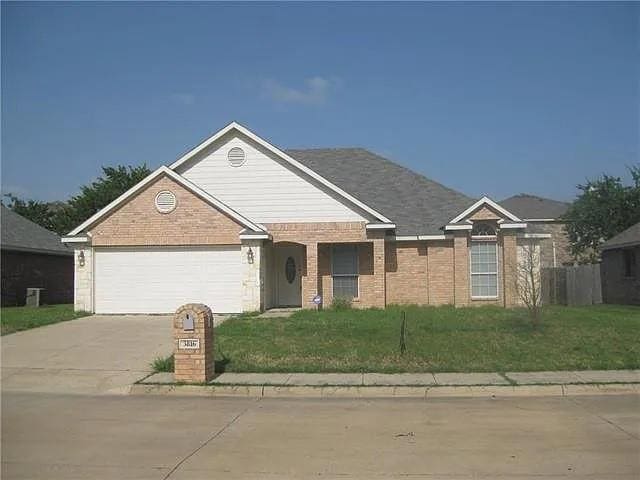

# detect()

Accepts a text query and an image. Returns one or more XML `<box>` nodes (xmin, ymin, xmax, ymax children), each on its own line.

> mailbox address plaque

<box><xmin>178</xmin><ymin>338</ymin><xmax>200</xmax><ymax>350</ymax></box>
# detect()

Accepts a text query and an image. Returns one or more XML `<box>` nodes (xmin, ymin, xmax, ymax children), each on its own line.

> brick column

<box><xmin>453</xmin><ymin>232</ymin><xmax>470</xmax><ymax>306</ymax></box>
<box><xmin>173</xmin><ymin>304</ymin><xmax>214</xmax><ymax>383</ymax></box>
<box><xmin>372</xmin><ymin>236</ymin><xmax>386</xmax><ymax>308</ymax></box>
<box><xmin>302</xmin><ymin>242</ymin><xmax>319</xmax><ymax>309</ymax></box>
<box><xmin>502</xmin><ymin>232</ymin><xmax>518</xmax><ymax>307</ymax></box>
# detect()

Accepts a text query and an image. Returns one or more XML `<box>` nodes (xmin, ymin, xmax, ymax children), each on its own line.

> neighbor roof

<box><xmin>1</xmin><ymin>205</ymin><xmax>72</xmax><ymax>256</ymax></box>
<box><xmin>500</xmin><ymin>194</ymin><xmax>569</xmax><ymax>220</ymax></box>
<box><xmin>601</xmin><ymin>222</ymin><xmax>640</xmax><ymax>251</ymax></box>
<box><xmin>286</xmin><ymin>148</ymin><xmax>474</xmax><ymax>236</ymax></box>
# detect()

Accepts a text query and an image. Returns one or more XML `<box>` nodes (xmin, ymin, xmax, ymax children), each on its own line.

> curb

<box><xmin>130</xmin><ymin>382</ymin><xmax>640</xmax><ymax>399</ymax></box>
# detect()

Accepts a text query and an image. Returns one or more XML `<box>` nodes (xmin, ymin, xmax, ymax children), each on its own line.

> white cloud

<box><xmin>170</xmin><ymin>93</ymin><xmax>196</xmax><ymax>106</ymax></box>
<box><xmin>261</xmin><ymin>77</ymin><xmax>339</xmax><ymax>106</ymax></box>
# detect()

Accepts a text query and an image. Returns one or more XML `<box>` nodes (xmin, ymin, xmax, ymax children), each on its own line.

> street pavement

<box><xmin>2</xmin><ymin>392</ymin><xmax>639</xmax><ymax>479</ymax></box>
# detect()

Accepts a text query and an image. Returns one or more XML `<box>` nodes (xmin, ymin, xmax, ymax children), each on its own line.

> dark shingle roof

<box><xmin>1</xmin><ymin>205</ymin><xmax>72</xmax><ymax>256</ymax></box>
<box><xmin>601</xmin><ymin>222</ymin><xmax>640</xmax><ymax>251</ymax></box>
<box><xmin>286</xmin><ymin>148</ymin><xmax>474</xmax><ymax>235</ymax></box>
<box><xmin>500</xmin><ymin>194</ymin><xmax>569</xmax><ymax>220</ymax></box>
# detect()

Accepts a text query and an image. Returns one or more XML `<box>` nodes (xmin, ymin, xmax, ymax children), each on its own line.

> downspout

<box><xmin>552</xmin><ymin>241</ymin><xmax>557</xmax><ymax>268</ymax></box>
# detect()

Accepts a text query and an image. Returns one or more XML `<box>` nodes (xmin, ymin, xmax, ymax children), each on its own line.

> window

<box><xmin>623</xmin><ymin>249</ymin><xmax>637</xmax><ymax>278</ymax></box>
<box><xmin>332</xmin><ymin>245</ymin><xmax>358</xmax><ymax>299</ymax></box>
<box><xmin>471</xmin><ymin>222</ymin><xmax>496</xmax><ymax>236</ymax></box>
<box><xmin>470</xmin><ymin>241</ymin><xmax>498</xmax><ymax>298</ymax></box>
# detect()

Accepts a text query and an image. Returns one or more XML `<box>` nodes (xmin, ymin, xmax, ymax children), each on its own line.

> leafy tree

<box><xmin>52</xmin><ymin>165</ymin><xmax>151</xmax><ymax>235</ymax></box>
<box><xmin>2</xmin><ymin>194</ymin><xmax>57</xmax><ymax>231</ymax></box>
<box><xmin>4</xmin><ymin>164</ymin><xmax>151</xmax><ymax>235</ymax></box>
<box><xmin>563</xmin><ymin>165</ymin><xmax>640</xmax><ymax>263</ymax></box>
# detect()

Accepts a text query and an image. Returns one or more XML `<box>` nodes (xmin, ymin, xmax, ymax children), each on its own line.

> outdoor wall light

<box><xmin>78</xmin><ymin>251</ymin><xmax>85</xmax><ymax>267</ymax></box>
<box><xmin>247</xmin><ymin>247</ymin><xmax>254</xmax><ymax>264</ymax></box>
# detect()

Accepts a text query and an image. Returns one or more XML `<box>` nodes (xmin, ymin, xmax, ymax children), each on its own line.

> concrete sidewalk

<box><xmin>142</xmin><ymin>369</ymin><xmax>640</xmax><ymax>387</ymax></box>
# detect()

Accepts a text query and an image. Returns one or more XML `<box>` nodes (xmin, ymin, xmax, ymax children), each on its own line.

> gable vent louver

<box><xmin>228</xmin><ymin>147</ymin><xmax>246</xmax><ymax>167</ymax></box>
<box><xmin>155</xmin><ymin>190</ymin><xmax>177</xmax><ymax>213</ymax></box>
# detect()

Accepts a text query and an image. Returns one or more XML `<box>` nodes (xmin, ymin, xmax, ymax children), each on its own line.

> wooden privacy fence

<box><xmin>541</xmin><ymin>264</ymin><xmax>602</xmax><ymax>306</ymax></box>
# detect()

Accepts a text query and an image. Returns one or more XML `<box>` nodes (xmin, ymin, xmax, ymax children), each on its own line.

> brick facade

<box><xmin>90</xmin><ymin>175</ymin><xmax>244</xmax><ymax>247</ymax></box>
<box><xmin>385</xmin><ymin>241</ymin><xmax>428</xmax><ymax>305</ymax></box>
<box><xmin>74</xmin><ymin>187</ymin><xmax>531</xmax><ymax>312</ymax></box>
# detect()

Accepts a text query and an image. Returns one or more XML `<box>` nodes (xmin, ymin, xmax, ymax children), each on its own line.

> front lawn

<box><xmin>1</xmin><ymin>304</ymin><xmax>89</xmax><ymax>335</ymax></box>
<box><xmin>213</xmin><ymin>305</ymin><xmax>640</xmax><ymax>373</ymax></box>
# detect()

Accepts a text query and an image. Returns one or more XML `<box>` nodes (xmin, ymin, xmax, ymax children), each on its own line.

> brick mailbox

<box><xmin>173</xmin><ymin>304</ymin><xmax>214</xmax><ymax>383</ymax></box>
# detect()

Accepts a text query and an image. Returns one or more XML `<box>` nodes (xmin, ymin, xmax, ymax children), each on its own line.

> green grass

<box><xmin>212</xmin><ymin>305</ymin><xmax>640</xmax><ymax>373</ymax></box>
<box><xmin>1</xmin><ymin>304</ymin><xmax>89</xmax><ymax>335</ymax></box>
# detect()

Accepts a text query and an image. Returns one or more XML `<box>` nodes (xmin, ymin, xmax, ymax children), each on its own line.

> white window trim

<box><xmin>331</xmin><ymin>245</ymin><xmax>360</xmax><ymax>299</ymax></box>
<box><xmin>469</xmin><ymin>239</ymin><xmax>499</xmax><ymax>300</ymax></box>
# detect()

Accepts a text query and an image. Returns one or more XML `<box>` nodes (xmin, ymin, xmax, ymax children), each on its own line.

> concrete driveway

<box><xmin>1</xmin><ymin>315</ymin><xmax>172</xmax><ymax>395</ymax></box>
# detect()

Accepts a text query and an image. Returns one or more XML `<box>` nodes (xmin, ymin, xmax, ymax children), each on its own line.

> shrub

<box><xmin>331</xmin><ymin>296</ymin><xmax>352</xmax><ymax>310</ymax></box>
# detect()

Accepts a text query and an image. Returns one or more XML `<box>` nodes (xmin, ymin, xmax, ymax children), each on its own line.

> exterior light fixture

<box><xmin>78</xmin><ymin>251</ymin><xmax>85</xmax><ymax>267</ymax></box>
<box><xmin>247</xmin><ymin>247</ymin><xmax>254</xmax><ymax>264</ymax></box>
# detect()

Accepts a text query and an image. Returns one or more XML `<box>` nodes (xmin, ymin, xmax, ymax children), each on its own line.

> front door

<box><xmin>276</xmin><ymin>246</ymin><xmax>302</xmax><ymax>307</ymax></box>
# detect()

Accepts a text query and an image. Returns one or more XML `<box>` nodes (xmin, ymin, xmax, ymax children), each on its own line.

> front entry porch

<box><xmin>264</xmin><ymin>236</ymin><xmax>386</xmax><ymax>311</ymax></box>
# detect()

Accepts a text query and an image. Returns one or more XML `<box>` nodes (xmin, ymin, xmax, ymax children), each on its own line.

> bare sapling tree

<box><xmin>515</xmin><ymin>240</ymin><xmax>543</xmax><ymax>328</ymax></box>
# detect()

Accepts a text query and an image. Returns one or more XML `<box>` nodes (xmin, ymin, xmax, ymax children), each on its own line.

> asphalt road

<box><xmin>2</xmin><ymin>392</ymin><xmax>639</xmax><ymax>479</ymax></box>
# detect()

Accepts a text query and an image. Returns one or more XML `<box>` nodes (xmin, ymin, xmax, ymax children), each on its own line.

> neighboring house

<box><xmin>600</xmin><ymin>222</ymin><xmax>640</xmax><ymax>305</ymax></box>
<box><xmin>500</xmin><ymin>194</ymin><xmax>572</xmax><ymax>267</ymax></box>
<box><xmin>62</xmin><ymin>122</ymin><xmax>552</xmax><ymax>314</ymax></box>
<box><xmin>1</xmin><ymin>205</ymin><xmax>73</xmax><ymax>306</ymax></box>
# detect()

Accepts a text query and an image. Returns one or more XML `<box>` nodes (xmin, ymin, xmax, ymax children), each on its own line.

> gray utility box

<box><xmin>26</xmin><ymin>288</ymin><xmax>46</xmax><ymax>307</ymax></box>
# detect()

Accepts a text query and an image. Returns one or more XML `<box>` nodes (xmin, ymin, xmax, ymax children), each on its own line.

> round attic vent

<box><xmin>155</xmin><ymin>190</ymin><xmax>177</xmax><ymax>213</ymax></box>
<box><xmin>228</xmin><ymin>147</ymin><xmax>246</xmax><ymax>167</ymax></box>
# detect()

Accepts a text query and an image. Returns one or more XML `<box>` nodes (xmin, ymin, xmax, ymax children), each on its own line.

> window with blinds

<box><xmin>332</xmin><ymin>245</ymin><xmax>358</xmax><ymax>299</ymax></box>
<box><xmin>470</xmin><ymin>241</ymin><xmax>498</xmax><ymax>298</ymax></box>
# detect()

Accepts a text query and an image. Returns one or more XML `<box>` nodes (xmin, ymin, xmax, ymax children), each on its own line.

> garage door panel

<box><xmin>94</xmin><ymin>247</ymin><xmax>241</xmax><ymax>314</ymax></box>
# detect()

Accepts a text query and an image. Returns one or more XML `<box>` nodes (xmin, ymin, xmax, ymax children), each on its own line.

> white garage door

<box><xmin>94</xmin><ymin>247</ymin><xmax>241</xmax><ymax>314</ymax></box>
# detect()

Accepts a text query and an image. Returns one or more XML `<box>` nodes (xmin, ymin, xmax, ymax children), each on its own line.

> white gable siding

<box><xmin>176</xmin><ymin>133</ymin><xmax>368</xmax><ymax>223</ymax></box>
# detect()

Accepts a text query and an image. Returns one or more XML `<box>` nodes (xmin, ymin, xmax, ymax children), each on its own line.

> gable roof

<box><xmin>448</xmin><ymin>196</ymin><xmax>522</xmax><ymax>224</ymax></box>
<box><xmin>601</xmin><ymin>222</ymin><xmax>640</xmax><ymax>251</ymax></box>
<box><xmin>1</xmin><ymin>205</ymin><xmax>72</xmax><ymax>256</ymax></box>
<box><xmin>170</xmin><ymin>122</ymin><xmax>391</xmax><ymax>224</ymax></box>
<box><xmin>500</xmin><ymin>194</ymin><xmax>569</xmax><ymax>220</ymax></box>
<box><xmin>67</xmin><ymin>166</ymin><xmax>265</xmax><ymax>236</ymax></box>
<box><xmin>286</xmin><ymin>148</ymin><xmax>474</xmax><ymax>235</ymax></box>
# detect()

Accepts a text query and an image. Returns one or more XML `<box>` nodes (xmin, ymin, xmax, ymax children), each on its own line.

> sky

<box><xmin>1</xmin><ymin>2</ymin><xmax>638</xmax><ymax>204</ymax></box>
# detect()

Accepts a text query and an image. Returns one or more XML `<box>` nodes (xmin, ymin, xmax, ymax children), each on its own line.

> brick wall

<box><xmin>427</xmin><ymin>240</ymin><xmax>455</xmax><ymax>305</ymax></box>
<box><xmin>467</xmin><ymin>205</ymin><xmax>502</xmax><ymax>221</ymax></box>
<box><xmin>90</xmin><ymin>175</ymin><xmax>243</xmax><ymax>246</ymax></box>
<box><xmin>1</xmin><ymin>250</ymin><xmax>73</xmax><ymax>307</ymax></box>
<box><xmin>385</xmin><ymin>241</ymin><xmax>428</xmax><ymax>305</ymax></box>
<box><xmin>264</xmin><ymin>222</ymin><xmax>385</xmax><ymax>309</ymax></box>
<box><xmin>453</xmin><ymin>232</ymin><xmax>470</xmax><ymax>306</ymax></box>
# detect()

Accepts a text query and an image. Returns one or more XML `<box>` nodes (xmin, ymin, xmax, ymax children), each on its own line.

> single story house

<box><xmin>600</xmin><ymin>222</ymin><xmax>639</xmax><ymax>305</ymax></box>
<box><xmin>1</xmin><ymin>205</ymin><xmax>74</xmax><ymax>306</ymax></box>
<box><xmin>62</xmin><ymin>122</ymin><xmax>551</xmax><ymax>314</ymax></box>
<box><xmin>500</xmin><ymin>194</ymin><xmax>572</xmax><ymax>267</ymax></box>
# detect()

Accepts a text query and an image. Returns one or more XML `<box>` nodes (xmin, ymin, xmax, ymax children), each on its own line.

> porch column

<box><xmin>74</xmin><ymin>244</ymin><xmax>94</xmax><ymax>313</ymax></box>
<box><xmin>302</xmin><ymin>242</ymin><xmax>319</xmax><ymax>309</ymax></box>
<box><xmin>372</xmin><ymin>235</ymin><xmax>386</xmax><ymax>308</ymax></box>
